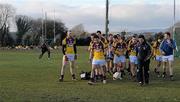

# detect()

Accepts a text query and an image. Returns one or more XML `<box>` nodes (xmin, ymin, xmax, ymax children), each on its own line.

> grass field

<box><xmin>0</xmin><ymin>47</ymin><xmax>180</xmax><ymax>102</ymax></box>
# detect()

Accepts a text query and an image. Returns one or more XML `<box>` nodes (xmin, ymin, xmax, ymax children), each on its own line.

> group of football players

<box><xmin>48</xmin><ymin>30</ymin><xmax>177</xmax><ymax>86</ymax></box>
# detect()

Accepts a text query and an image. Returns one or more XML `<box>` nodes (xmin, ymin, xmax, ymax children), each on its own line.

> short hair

<box><xmin>138</xmin><ymin>34</ymin><xmax>145</xmax><ymax>40</ymax></box>
<box><xmin>97</xmin><ymin>30</ymin><xmax>101</xmax><ymax>34</ymax></box>
<box><xmin>91</xmin><ymin>33</ymin><xmax>96</xmax><ymax>37</ymax></box>
<box><xmin>121</xmin><ymin>36</ymin><xmax>125</xmax><ymax>40</ymax></box>
<box><xmin>94</xmin><ymin>34</ymin><xmax>99</xmax><ymax>39</ymax></box>
<box><xmin>133</xmin><ymin>34</ymin><xmax>138</xmax><ymax>38</ymax></box>
<box><xmin>109</xmin><ymin>34</ymin><xmax>113</xmax><ymax>36</ymax></box>
<box><xmin>113</xmin><ymin>35</ymin><xmax>118</xmax><ymax>39</ymax></box>
<box><xmin>116</xmin><ymin>34</ymin><xmax>120</xmax><ymax>36</ymax></box>
<box><xmin>102</xmin><ymin>34</ymin><xmax>106</xmax><ymax>37</ymax></box>
<box><xmin>165</xmin><ymin>32</ymin><xmax>171</xmax><ymax>37</ymax></box>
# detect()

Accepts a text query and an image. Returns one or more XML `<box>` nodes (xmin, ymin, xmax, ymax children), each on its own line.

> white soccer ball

<box><xmin>113</xmin><ymin>72</ymin><xmax>122</xmax><ymax>80</ymax></box>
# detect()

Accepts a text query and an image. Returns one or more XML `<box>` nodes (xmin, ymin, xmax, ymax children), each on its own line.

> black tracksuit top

<box><xmin>136</xmin><ymin>42</ymin><xmax>151</xmax><ymax>61</ymax></box>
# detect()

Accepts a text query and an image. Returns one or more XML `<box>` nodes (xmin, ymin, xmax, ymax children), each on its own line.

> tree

<box><xmin>71</xmin><ymin>24</ymin><xmax>86</xmax><ymax>38</ymax></box>
<box><xmin>46</xmin><ymin>19</ymin><xmax>67</xmax><ymax>40</ymax></box>
<box><xmin>24</xmin><ymin>35</ymin><xmax>31</xmax><ymax>46</ymax></box>
<box><xmin>28</xmin><ymin>18</ymin><xmax>67</xmax><ymax>46</ymax></box>
<box><xmin>16</xmin><ymin>15</ymin><xmax>32</xmax><ymax>45</ymax></box>
<box><xmin>29</xmin><ymin>19</ymin><xmax>42</xmax><ymax>45</ymax></box>
<box><xmin>0</xmin><ymin>4</ymin><xmax>15</xmax><ymax>46</ymax></box>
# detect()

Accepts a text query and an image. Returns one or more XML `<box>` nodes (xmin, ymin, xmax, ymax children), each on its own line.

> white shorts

<box><xmin>113</xmin><ymin>55</ymin><xmax>126</xmax><ymax>64</ymax></box>
<box><xmin>156</xmin><ymin>56</ymin><xmax>162</xmax><ymax>61</ymax></box>
<box><xmin>162</xmin><ymin>55</ymin><xmax>174</xmax><ymax>62</ymax></box>
<box><xmin>129</xmin><ymin>56</ymin><xmax>138</xmax><ymax>64</ymax></box>
<box><xmin>92</xmin><ymin>59</ymin><xmax>106</xmax><ymax>66</ymax></box>
<box><xmin>66</xmin><ymin>54</ymin><xmax>75</xmax><ymax>61</ymax></box>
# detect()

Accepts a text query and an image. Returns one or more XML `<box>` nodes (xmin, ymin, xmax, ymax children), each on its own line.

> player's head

<box><xmin>67</xmin><ymin>30</ymin><xmax>72</xmax><ymax>38</ymax></box>
<box><xmin>121</xmin><ymin>36</ymin><xmax>125</xmax><ymax>41</ymax></box>
<box><xmin>91</xmin><ymin>33</ymin><xmax>96</xmax><ymax>41</ymax></box>
<box><xmin>132</xmin><ymin>34</ymin><xmax>138</xmax><ymax>39</ymax></box>
<box><xmin>116</xmin><ymin>34</ymin><xmax>120</xmax><ymax>38</ymax></box>
<box><xmin>118</xmin><ymin>35</ymin><xmax>124</xmax><ymax>43</ymax></box>
<box><xmin>97</xmin><ymin>30</ymin><xmax>102</xmax><ymax>37</ymax></box>
<box><xmin>108</xmin><ymin>34</ymin><xmax>113</xmax><ymax>41</ymax></box>
<box><xmin>113</xmin><ymin>35</ymin><xmax>118</xmax><ymax>42</ymax></box>
<box><xmin>138</xmin><ymin>34</ymin><xmax>146</xmax><ymax>44</ymax></box>
<box><xmin>164</xmin><ymin>32</ymin><xmax>171</xmax><ymax>39</ymax></box>
<box><xmin>157</xmin><ymin>37</ymin><xmax>162</xmax><ymax>43</ymax></box>
<box><xmin>93</xmin><ymin>34</ymin><xmax>100</xmax><ymax>43</ymax></box>
<box><xmin>131</xmin><ymin>35</ymin><xmax>137</xmax><ymax>43</ymax></box>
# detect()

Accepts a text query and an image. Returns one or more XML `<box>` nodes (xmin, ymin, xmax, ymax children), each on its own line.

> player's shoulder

<box><xmin>123</xmin><ymin>41</ymin><xmax>127</xmax><ymax>45</ymax></box>
<box><xmin>90</xmin><ymin>41</ymin><xmax>94</xmax><ymax>45</ymax></box>
<box><xmin>89</xmin><ymin>41</ymin><xmax>95</xmax><ymax>47</ymax></box>
<box><xmin>99</xmin><ymin>41</ymin><xmax>104</xmax><ymax>46</ymax></box>
<box><xmin>62</xmin><ymin>38</ymin><xmax>67</xmax><ymax>45</ymax></box>
<box><xmin>113</xmin><ymin>42</ymin><xmax>118</xmax><ymax>46</ymax></box>
<box><xmin>146</xmin><ymin>42</ymin><xmax>153</xmax><ymax>49</ymax></box>
<box><xmin>101</xmin><ymin>36</ymin><xmax>108</xmax><ymax>42</ymax></box>
<box><xmin>62</xmin><ymin>38</ymin><xmax>67</xmax><ymax>41</ymax></box>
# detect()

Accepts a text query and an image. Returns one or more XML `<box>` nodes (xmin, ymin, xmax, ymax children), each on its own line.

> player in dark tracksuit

<box><xmin>39</xmin><ymin>42</ymin><xmax>50</xmax><ymax>59</ymax></box>
<box><xmin>136</xmin><ymin>35</ymin><xmax>152</xmax><ymax>86</ymax></box>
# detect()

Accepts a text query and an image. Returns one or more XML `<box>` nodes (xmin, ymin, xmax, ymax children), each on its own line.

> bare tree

<box><xmin>23</xmin><ymin>18</ymin><xmax>67</xmax><ymax>46</ymax></box>
<box><xmin>16</xmin><ymin>15</ymin><xmax>32</xmax><ymax>45</ymax></box>
<box><xmin>29</xmin><ymin>18</ymin><xmax>42</xmax><ymax>45</ymax></box>
<box><xmin>44</xmin><ymin>19</ymin><xmax>67</xmax><ymax>40</ymax></box>
<box><xmin>71</xmin><ymin>24</ymin><xmax>85</xmax><ymax>38</ymax></box>
<box><xmin>0</xmin><ymin>4</ymin><xmax>15</xmax><ymax>46</ymax></box>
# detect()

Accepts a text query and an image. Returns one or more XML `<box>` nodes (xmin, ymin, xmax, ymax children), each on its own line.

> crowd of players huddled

<box><xmin>39</xmin><ymin>30</ymin><xmax>177</xmax><ymax>86</ymax></box>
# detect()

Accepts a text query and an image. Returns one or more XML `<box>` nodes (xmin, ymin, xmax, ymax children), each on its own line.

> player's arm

<box><xmin>104</xmin><ymin>38</ymin><xmax>109</xmax><ymax>48</ymax></box>
<box><xmin>73</xmin><ymin>44</ymin><xmax>77</xmax><ymax>54</ymax></box>
<box><xmin>145</xmin><ymin>42</ymin><xmax>153</xmax><ymax>61</ymax></box>
<box><xmin>90</xmin><ymin>48</ymin><xmax>94</xmax><ymax>59</ymax></box>
<box><xmin>124</xmin><ymin>43</ymin><xmax>127</xmax><ymax>53</ymax></box>
<box><xmin>128</xmin><ymin>40</ymin><xmax>133</xmax><ymax>50</ymax></box>
<box><xmin>113</xmin><ymin>45</ymin><xmax>120</xmax><ymax>56</ymax></box>
<box><xmin>159</xmin><ymin>40</ymin><xmax>166</xmax><ymax>55</ymax></box>
<box><xmin>89</xmin><ymin>43</ymin><xmax>94</xmax><ymax>61</ymax></box>
<box><xmin>88</xmin><ymin>42</ymin><xmax>92</xmax><ymax>51</ymax></box>
<box><xmin>62</xmin><ymin>39</ymin><xmax>66</xmax><ymax>55</ymax></box>
<box><xmin>127</xmin><ymin>42</ymin><xmax>131</xmax><ymax>51</ymax></box>
<box><xmin>112</xmin><ymin>43</ymin><xmax>116</xmax><ymax>53</ymax></box>
<box><xmin>62</xmin><ymin>45</ymin><xmax>66</xmax><ymax>55</ymax></box>
<box><xmin>74</xmin><ymin>39</ymin><xmax>77</xmax><ymax>59</ymax></box>
<box><xmin>168</xmin><ymin>40</ymin><xmax>176</xmax><ymax>50</ymax></box>
<box><xmin>135</xmin><ymin>45</ymin><xmax>138</xmax><ymax>56</ymax></box>
<box><xmin>151</xmin><ymin>42</ymin><xmax>157</xmax><ymax>57</ymax></box>
<box><xmin>88</xmin><ymin>45</ymin><xmax>91</xmax><ymax>51</ymax></box>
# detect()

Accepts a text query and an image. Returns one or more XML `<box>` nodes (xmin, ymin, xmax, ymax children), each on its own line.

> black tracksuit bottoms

<box><xmin>137</xmin><ymin>59</ymin><xmax>150</xmax><ymax>84</ymax></box>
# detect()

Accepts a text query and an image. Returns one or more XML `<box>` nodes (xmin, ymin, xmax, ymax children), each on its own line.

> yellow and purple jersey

<box><xmin>92</xmin><ymin>42</ymin><xmax>105</xmax><ymax>60</ymax></box>
<box><xmin>113</xmin><ymin>42</ymin><xmax>127</xmax><ymax>56</ymax></box>
<box><xmin>152</xmin><ymin>41</ymin><xmax>161</xmax><ymax>56</ymax></box>
<box><xmin>100</xmin><ymin>37</ymin><xmax>108</xmax><ymax>49</ymax></box>
<box><xmin>128</xmin><ymin>41</ymin><xmax>138</xmax><ymax>56</ymax></box>
<box><xmin>62</xmin><ymin>37</ymin><xmax>76</xmax><ymax>54</ymax></box>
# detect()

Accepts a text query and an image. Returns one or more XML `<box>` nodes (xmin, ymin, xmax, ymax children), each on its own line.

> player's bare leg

<box><xmin>162</xmin><ymin>62</ymin><xmax>167</xmax><ymax>78</ymax></box>
<box><xmin>88</xmin><ymin>65</ymin><xmax>97</xmax><ymax>85</ymax></box>
<box><xmin>70</xmin><ymin>61</ymin><xmax>76</xmax><ymax>80</ymax></box>
<box><xmin>59</xmin><ymin>56</ymin><xmax>67</xmax><ymax>82</ymax></box>
<box><xmin>169</xmin><ymin>61</ymin><xmax>174</xmax><ymax>81</ymax></box>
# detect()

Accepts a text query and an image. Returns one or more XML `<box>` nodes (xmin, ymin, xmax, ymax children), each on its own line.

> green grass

<box><xmin>0</xmin><ymin>47</ymin><xmax>180</xmax><ymax>102</ymax></box>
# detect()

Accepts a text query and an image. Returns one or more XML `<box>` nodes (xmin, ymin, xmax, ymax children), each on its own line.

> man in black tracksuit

<box><xmin>39</xmin><ymin>42</ymin><xmax>50</xmax><ymax>59</ymax></box>
<box><xmin>136</xmin><ymin>35</ymin><xmax>152</xmax><ymax>86</ymax></box>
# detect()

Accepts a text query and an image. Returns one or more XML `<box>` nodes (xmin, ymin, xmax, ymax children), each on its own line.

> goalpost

<box><xmin>173</xmin><ymin>0</ymin><xmax>180</xmax><ymax>58</ymax></box>
<box><xmin>174</xmin><ymin>26</ymin><xmax>180</xmax><ymax>57</ymax></box>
